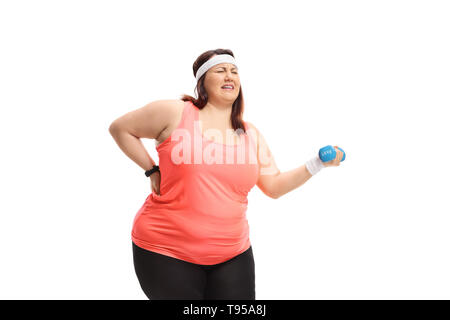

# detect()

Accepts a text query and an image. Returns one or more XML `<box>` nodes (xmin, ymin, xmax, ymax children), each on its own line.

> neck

<box><xmin>203</xmin><ymin>100</ymin><xmax>233</xmax><ymax>119</ymax></box>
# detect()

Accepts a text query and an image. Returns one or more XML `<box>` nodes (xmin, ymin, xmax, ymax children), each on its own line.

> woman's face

<box><xmin>204</xmin><ymin>61</ymin><xmax>241</xmax><ymax>103</ymax></box>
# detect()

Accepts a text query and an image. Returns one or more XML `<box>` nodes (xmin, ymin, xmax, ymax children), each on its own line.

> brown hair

<box><xmin>180</xmin><ymin>48</ymin><xmax>247</xmax><ymax>135</ymax></box>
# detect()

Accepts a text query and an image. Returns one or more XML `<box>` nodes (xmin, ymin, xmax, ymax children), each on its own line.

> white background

<box><xmin>1</xmin><ymin>0</ymin><xmax>449</xmax><ymax>299</ymax></box>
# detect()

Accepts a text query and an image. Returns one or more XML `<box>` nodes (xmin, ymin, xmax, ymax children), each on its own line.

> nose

<box><xmin>224</xmin><ymin>70</ymin><xmax>238</xmax><ymax>82</ymax></box>
<box><xmin>224</xmin><ymin>70</ymin><xmax>233</xmax><ymax>78</ymax></box>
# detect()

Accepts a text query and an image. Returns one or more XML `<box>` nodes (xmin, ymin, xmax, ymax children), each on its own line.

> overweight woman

<box><xmin>108</xmin><ymin>48</ymin><xmax>345</xmax><ymax>300</ymax></box>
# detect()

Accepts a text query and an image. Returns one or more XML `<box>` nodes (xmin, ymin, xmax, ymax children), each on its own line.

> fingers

<box><xmin>334</xmin><ymin>146</ymin><xmax>342</xmax><ymax>165</ymax></box>
<box><xmin>151</xmin><ymin>184</ymin><xmax>160</xmax><ymax>195</ymax></box>
<box><xmin>150</xmin><ymin>175</ymin><xmax>161</xmax><ymax>195</ymax></box>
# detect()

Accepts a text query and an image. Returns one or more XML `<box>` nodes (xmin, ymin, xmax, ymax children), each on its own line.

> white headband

<box><xmin>195</xmin><ymin>54</ymin><xmax>238</xmax><ymax>82</ymax></box>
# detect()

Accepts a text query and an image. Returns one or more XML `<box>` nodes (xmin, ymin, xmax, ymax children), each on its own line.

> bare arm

<box><xmin>270</xmin><ymin>165</ymin><xmax>312</xmax><ymax>199</ymax></box>
<box><xmin>247</xmin><ymin>122</ymin><xmax>313</xmax><ymax>199</ymax></box>
<box><xmin>108</xmin><ymin>99</ymin><xmax>181</xmax><ymax>171</ymax></box>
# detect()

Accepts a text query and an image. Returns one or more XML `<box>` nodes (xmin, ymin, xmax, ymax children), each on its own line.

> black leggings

<box><xmin>132</xmin><ymin>242</ymin><xmax>255</xmax><ymax>300</ymax></box>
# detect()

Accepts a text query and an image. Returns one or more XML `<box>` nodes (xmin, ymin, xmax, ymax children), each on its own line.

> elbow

<box><xmin>259</xmin><ymin>188</ymin><xmax>279</xmax><ymax>199</ymax></box>
<box><xmin>258</xmin><ymin>173</ymin><xmax>282</xmax><ymax>199</ymax></box>
<box><xmin>264</xmin><ymin>188</ymin><xmax>280</xmax><ymax>199</ymax></box>
<box><xmin>109</xmin><ymin>122</ymin><xmax>120</xmax><ymax>135</ymax></box>
<box><xmin>271</xmin><ymin>192</ymin><xmax>281</xmax><ymax>199</ymax></box>
<box><xmin>269</xmin><ymin>174</ymin><xmax>281</xmax><ymax>199</ymax></box>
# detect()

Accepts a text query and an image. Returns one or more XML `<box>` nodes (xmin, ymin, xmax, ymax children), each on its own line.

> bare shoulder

<box><xmin>244</xmin><ymin>121</ymin><xmax>260</xmax><ymax>148</ymax></box>
<box><xmin>109</xmin><ymin>99</ymin><xmax>185</xmax><ymax>140</ymax></box>
<box><xmin>245</xmin><ymin>121</ymin><xmax>261</xmax><ymax>137</ymax></box>
<box><xmin>161</xmin><ymin>99</ymin><xmax>185</xmax><ymax>118</ymax></box>
<box><xmin>245</xmin><ymin>120</ymin><xmax>270</xmax><ymax>151</ymax></box>
<box><xmin>245</xmin><ymin>121</ymin><xmax>257</xmax><ymax>132</ymax></box>
<box><xmin>155</xmin><ymin>99</ymin><xmax>186</xmax><ymax>144</ymax></box>
<box><xmin>154</xmin><ymin>99</ymin><xmax>185</xmax><ymax>114</ymax></box>
<box><xmin>165</xmin><ymin>99</ymin><xmax>186</xmax><ymax>129</ymax></box>
<box><xmin>245</xmin><ymin>120</ymin><xmax>280</xmax><ymax>177</ymax></box>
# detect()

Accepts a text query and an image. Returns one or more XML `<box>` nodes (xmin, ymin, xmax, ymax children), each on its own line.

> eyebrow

<box><xmin>216</xmin><ymin>66</ymin><xmax>238</xmax><ymax>71</ymax></box>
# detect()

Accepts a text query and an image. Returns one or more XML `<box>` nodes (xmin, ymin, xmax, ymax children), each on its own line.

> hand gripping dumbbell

<box><xmin>306</xmin><ymin>145</ymin><xmax>346</xmax><ymax>175</ymax></box>
<box><xmin>319</xmin><ymin>145</ymin><xmax>346</xmax><ymax>163</ymax></box>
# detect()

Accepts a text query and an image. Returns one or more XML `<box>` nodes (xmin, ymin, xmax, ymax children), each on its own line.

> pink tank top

<box><xmin>131</xmin><ymin>100</ymin><xmax>259</xmax><ymax>265</ymax></box>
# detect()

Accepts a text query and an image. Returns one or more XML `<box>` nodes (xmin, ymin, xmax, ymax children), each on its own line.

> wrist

<box><xmin>145</xmin><ymin>165</ymin><xmax>160</xmax><ymax>177</ymax></box>
<box><xmin>305</xmin><ymin>156</ymin><xmax>324</xmax><ymax>176</ymax></box>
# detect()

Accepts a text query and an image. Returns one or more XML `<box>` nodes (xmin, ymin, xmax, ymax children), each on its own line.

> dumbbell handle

<box><xmin>319</xmin><ymin>145</ymin><xmax>346</xmax><ymax>163</ymax></box>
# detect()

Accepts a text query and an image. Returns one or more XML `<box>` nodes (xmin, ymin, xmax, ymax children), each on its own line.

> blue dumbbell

<box><xmin>319</xmin><ymin>145</ymin><xmax>346</xmax><ymax>163</ymax></box>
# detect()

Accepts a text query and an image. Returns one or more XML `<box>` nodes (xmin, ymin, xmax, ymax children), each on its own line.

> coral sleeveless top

<box><xmin>131</xmin><ymin>100</ymin><xmax>260</xmax><ymax>265</ymax></box>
